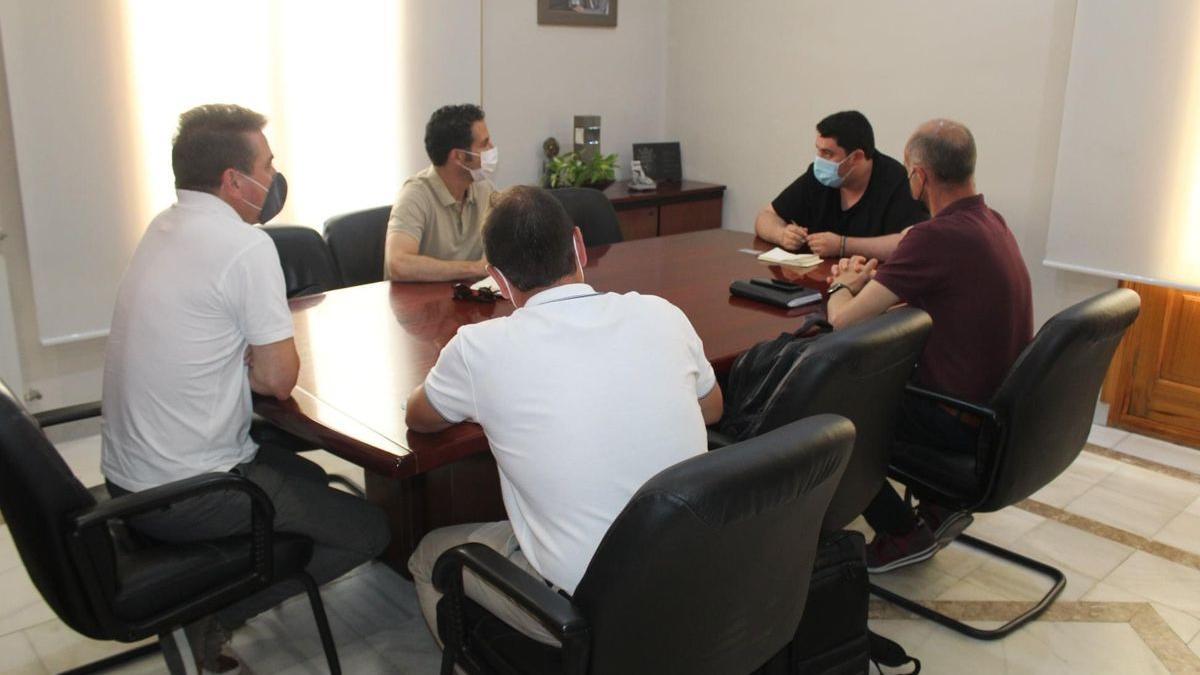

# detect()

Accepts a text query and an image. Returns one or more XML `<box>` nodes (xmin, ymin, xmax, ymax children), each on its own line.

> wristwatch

<box><xmin>827</xmin><ymin>281</ymin><xmax>854</xmax><ymax>297</ymax></box>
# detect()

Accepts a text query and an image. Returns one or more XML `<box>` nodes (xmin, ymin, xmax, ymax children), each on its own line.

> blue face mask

<box><xmin>813</xmin><ymin>154</ymin><xmax>851</xmax><ymax>188</ymax></box>
<box><xmin>238</xmin><ymin>171</ymin><xmax>288</xmax><ymax>223</ymax></box>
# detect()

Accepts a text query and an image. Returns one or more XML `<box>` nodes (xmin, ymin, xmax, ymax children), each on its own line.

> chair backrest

<box><xmin>260</xmin><ymin>224</ymin><xmax>343</xmax><ymax>297</ymax></box>
<box><xmin>0</xmin><ymin>379</ymin><xmax>105</xmax><ymax>637</ymax></box>
<box><xmin>548</xmin><ymin>187</ymin><xmax>623</xmax><ymax>246</ymax></box>
<box><xmin>754</xmin><ymin>308</ymin><xmax>933</xmax><ymax>531</ymax></box>
<box><xmin>323</xmin><ymin>205</ymin><xmax>391</xmax><ymax>287</ymax></box>
<box><xmin>572</xmin><ymin>415</ymin><xmax>853</xmax><ymax>675</ymax></box>
<box><xmin>980</xmin><ymin>288</ymin><xmax>1140</xmax><ymax>511</ymax></box>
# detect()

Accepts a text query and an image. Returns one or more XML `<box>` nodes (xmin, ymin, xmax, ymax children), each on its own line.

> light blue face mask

<box><xmin>812</xmin><ymin>154</ymin><xmax>850</xmax><ymax>188</ymax></box>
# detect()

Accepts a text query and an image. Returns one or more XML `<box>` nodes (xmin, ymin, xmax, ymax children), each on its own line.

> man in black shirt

<box><xmin>754</xmin><ymin>111</ymin><xmax>928</xmax><ymax>260</ymax></box>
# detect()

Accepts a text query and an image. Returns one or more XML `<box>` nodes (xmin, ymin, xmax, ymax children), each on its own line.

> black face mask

<box><xmin>239</xmin><ymin>171</ymin><xmax>288</xmax><ymax>223</ymax></box>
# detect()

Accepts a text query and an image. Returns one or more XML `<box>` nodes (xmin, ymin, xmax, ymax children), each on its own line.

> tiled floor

<box><xmin>3</xmin><ymin>423</ymin><xmax>1200</xmax><ymax>673</ymax></box>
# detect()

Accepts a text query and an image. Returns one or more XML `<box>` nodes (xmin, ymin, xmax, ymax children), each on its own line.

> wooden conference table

<box><xmin>255</xmin><ymin>229</ymin><xmax>834</xmax><ymax>567</ymax></box>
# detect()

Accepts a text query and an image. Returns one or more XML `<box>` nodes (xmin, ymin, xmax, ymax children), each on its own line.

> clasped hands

<box><xmin>827</xmin><ymin>255</ymin><xmax>879</xmax><ymax>295</ymax></box>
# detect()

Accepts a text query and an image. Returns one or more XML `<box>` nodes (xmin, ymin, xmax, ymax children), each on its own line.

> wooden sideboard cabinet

<box><xmin>603</xmin><ymin>180</ymin><xmax>726</xmax><ymax>240</ymax></box>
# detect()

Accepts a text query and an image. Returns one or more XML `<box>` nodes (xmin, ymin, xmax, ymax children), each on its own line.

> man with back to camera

<box><xmin>822</xmin><ymin>118</ymin><xmax>1033</xmax><ymax>573</ymax></box>
<box><xmin>385</xmin><ymin>103</ymin><xmax>497</xmax><ymax>281</ymax></box>
<box><xmin>404</xmin><ymin>185</ymin><xmax>725</xmax><ymax>645</ymax></box>
<box><xmin>101</xmin><ymin>104</ymin><xmax>389</xmax><ymax>672</ymax></box>
<box><xmin>755</xmin><ymin>110</ymin><xmax>928</xmax><ymax>260</ymax></box>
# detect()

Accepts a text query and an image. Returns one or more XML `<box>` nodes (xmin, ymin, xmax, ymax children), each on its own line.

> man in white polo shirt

<box><xmin>406</xmin><ymin>185</ymin><xmax>724</xmax><ymax>645</ymax></box>
<box><xmin>101</xmin><ymin>104</ymin><xmax>388</xmax><ymax>672</ymax></box>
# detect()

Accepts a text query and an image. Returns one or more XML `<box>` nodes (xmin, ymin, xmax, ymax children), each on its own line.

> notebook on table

<box><xmin>757</xmin><ymin>247</ymin><xmax>822</xmax><ymax>267</ymax></box>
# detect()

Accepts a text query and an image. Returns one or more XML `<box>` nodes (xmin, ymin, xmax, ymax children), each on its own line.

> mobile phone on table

<box><xmin>750</xmin><ymin>277</ymin><xmax>803</xmax><ymax>292</ymax></box>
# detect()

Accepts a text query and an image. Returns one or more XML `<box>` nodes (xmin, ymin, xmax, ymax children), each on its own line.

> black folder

<box><xmin>729</xmin><ymin>279</ymin><xmax>822</xmax><ymax>309</ymax></box>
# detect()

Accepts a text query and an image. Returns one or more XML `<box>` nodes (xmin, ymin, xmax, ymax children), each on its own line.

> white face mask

<box><xmin>458</xmin><ymin>146</ymin><xmax>499</xmax><ymax>182</ymax></box>
<box><xmin>491</xmin><ymin>267</ymin><xmax>516</xmax><ymax>308</ymax></box>
<box><xmin>456</xmin><ymin>145</ymin><xmax>499</xmax><ymax>181</ymax></box>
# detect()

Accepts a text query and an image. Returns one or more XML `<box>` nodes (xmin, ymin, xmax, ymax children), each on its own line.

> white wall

<box><xmin>481</xmin><ymin>1</ymin><xmax>668</xmax><ymax>186</ymax></box>
<box><xmin>397</xmin><ymin>0</ymin><xmax>483</xmax><ymax>176</ymax></box>
<box><xmin>666</xmin><ymin>0</ymin><xmax>1113</xmax><ymax>325</ymax></box>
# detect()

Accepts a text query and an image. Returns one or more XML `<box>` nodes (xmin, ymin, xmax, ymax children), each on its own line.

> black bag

<box><xmin>791</xmin><ymin>530</ymin><xmax>920</xmax><ymax>675</ymax></box>
<box><xmin>791</xmin><ymin>530</ymin><xmax>871</xmax><ymax>674</ymax></box>
<box><xmin>718</xmin><ymin>315</ymin><xmax>833</xmax><ymax>441</ymax></box>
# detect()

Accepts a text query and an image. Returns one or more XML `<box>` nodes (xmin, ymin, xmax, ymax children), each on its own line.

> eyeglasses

<box><xmin>452</xmin><ymin>283</ymin><xmax>499</xmax><ymax>303</ymax></box>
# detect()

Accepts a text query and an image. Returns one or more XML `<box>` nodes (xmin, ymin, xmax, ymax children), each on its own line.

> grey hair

<box><xmin>905</xmin><ymin>119</ymin><xmax>976</xmax><ymax>185</ymax></box>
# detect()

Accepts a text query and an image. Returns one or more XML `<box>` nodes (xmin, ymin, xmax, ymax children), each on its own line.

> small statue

<box><xmin>542</xmin><ymin>137</ymin><xmax>561</xmax><ymax>187</ymax></box>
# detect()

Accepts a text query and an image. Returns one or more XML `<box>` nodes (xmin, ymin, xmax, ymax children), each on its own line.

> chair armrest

<box><xmin>34</xmin><ymin>400</ymin><xmax>102</xmax><ymax>428</ymax></box>
<box><xmin>433</xmin><ymin>543</ymin><xmax>589</xmax><ymax>640</ymax></box>
<box><xmin>74</xmin><ymin>472</ymin><xmax>273</xmax><ymax>528</ymax></box>
<box><xmin>72</xmin><ymin>473</ymin><xmax>276</xmax><ymax>581</ymax></box>
<box><xmin>904</xmin><ymin>384</ymin><xmax>999</xmax><ymax>425</ymax></box>
<box><xmin>707</xmin><ymin>428</ymin><xmax>735</xmax><ymax>451</ymax></box>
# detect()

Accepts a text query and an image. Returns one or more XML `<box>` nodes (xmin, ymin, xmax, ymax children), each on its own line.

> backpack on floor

<box><xmin>718</xmin><ymin>315</ymin><xmax>833</xmax><ymax>441</ymax></box>
<box><xmin>757</xmin><ymin>530</ymin><xmax>920</xmax><ymax>674</ymax></box>
<box><xmin>791</xmin><ymin>530</ymin><xmax>919</xmax><ymax>675</ymax></box>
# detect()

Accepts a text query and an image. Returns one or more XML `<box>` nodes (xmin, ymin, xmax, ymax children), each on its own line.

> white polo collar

<box><xmin>525</xmin><ymin>283</ymin><xmax>598</xmax><ymax>307</ymax></box>
<box><xmin>175</xmin><ymin>189</ymin><xmax>245</xmax><ymax>222</ymax></box>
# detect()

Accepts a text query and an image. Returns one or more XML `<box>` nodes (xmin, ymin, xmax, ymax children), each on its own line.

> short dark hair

<box><xmin>172</xmin><ymin>104</ymin><xmax>267</xmax><ymax>192</ymax></box>
<box><xmin>906</xmin><ymin>119</ymin><xmax>976</xmax><ymax>185</ymax></box>
<box><xmin>816</xmin><ymin>110</ymin><xmax>876</xmax><ymax>158</ymax></box>
<box><xmin>425</xmin><ymin>104</ymin><xmax>485</xmax><ymax>166</ymax></box>
<box><xmin>483</xmin><ymin>186</ymin><xmax>576</xmax><ymax>292</ymax></box>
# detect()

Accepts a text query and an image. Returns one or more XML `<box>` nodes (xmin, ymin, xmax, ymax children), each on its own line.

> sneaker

<box><xmin>865</xmin><ymin>522</ymin><xmax>938</xmax><ymax>574</ymax></box>
<box><xmin>917</xmin><ymin>502</ymin><xmax>974</xmax><ymax>547</ymax></box>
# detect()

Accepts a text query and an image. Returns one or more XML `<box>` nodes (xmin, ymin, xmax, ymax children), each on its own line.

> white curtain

<box><xmin>1045</xmin><ymin>0</ymin><xmax>1200</xmax><ymax>292</ymax></box>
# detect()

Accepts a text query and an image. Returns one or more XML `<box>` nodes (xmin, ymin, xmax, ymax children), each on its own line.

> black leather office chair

<box><xmin>712</xmin><ymin>308</ymin><xmax>932</xmax><ymax>532</ymax></box>
<box><xmin>548</xmin><ymin>188</ymin><xmax>623</xmax><ymax>246</ymax></box>
<box><xmin>433</xmin><ymin>415</ymin><xmax>855</xmax><ymax>675</ymax></box>
<box><xmin>0</xmin><ymin>379</ymin><xmax>341</xmax><ymax>674</ymax></box>
<box><xmin>260</xmin><ymin>224</ymin><xmax>343</xmax><ymax>298</ymax></box>
<box><xmin>872</xmin><ymin>288</ymin><xmax>1141</xmax><ymax>639</ymax></box>
<box><xmin>323</xmin><ymin>205</ymin><xmax>392</xmax><ymax>287</ymax></box>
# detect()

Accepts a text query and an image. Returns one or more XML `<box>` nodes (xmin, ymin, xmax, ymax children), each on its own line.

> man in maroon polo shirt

<box><xmin>824</xmin><ymin>119</ymin><xmax>1033</xmax><ymax>573</ymax></box>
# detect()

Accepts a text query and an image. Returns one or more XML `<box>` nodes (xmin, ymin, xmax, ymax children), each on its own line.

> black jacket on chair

<box><xmin>712</xmin><ymin>308</ymin><xmax>932</xmax><ymax>532</ymax></box>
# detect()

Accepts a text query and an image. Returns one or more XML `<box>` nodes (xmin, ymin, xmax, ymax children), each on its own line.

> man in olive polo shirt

<box><xmin>385</xmin><ymin>104</ymin><xmax>497</xmax><ymax>281</ymax></box>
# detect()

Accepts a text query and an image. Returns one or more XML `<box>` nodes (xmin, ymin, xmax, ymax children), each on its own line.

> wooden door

<box><xmin>1107</xmin><ymin>281</ymin><xmax>1200</xmax><ymax>448</ymax></box>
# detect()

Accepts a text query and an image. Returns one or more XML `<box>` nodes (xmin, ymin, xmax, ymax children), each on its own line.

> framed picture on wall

<box><xmin>537</xmin><ymin>0</ymin><xmax>618</xmax><ymax>28</ymax></box>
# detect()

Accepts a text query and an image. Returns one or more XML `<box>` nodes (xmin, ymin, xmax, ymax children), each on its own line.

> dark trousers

<box><xmin>863</xmin><ymin>395</ymin><xmax>979</xmax><ymax>536</ymax></box>
<box><xmin>108</xmin><ymin>443</ymin><xmax>390</xmax><ymax>629</ymax></box>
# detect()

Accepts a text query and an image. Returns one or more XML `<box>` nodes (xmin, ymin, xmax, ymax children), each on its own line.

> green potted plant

<box><xmin>545</xmin><ymin>151</ymin><xmax>618</xmax><ymax>190</ymax></box>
